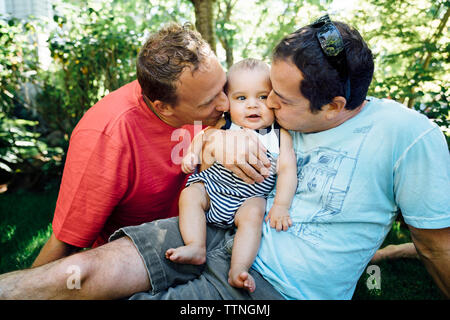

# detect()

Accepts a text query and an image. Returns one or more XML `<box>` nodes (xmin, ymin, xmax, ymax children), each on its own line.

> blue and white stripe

<box><xmin>186</xmin><ymin>151</ymin><xmax>277</xmax><ymax>226</ymax></box>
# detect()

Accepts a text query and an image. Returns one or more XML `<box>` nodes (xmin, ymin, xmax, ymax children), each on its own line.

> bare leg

<box><xmin>370</xmin><ymin>242</ymin><xmax>419</xmax><ymax>263</ymax></box>
<box><xmin>165</xmin><ymin>183</ymin><xmax>210</xmax><ymax>265</ymax></box>
<box><xmin>228</xmin><ymin>197</ymin><xmax>266</xmax><ymax>293</ymax></box>
<box><xmin>0</xmin><ymin>237</ymin><xmax>149</xmax><ymax>299</ymax></box>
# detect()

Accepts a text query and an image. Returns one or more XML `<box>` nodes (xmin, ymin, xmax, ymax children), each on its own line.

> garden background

<box><xmin>0</xmin><ymin>0</ymin><xmax>448</xmax><ymax>299</ymax></box>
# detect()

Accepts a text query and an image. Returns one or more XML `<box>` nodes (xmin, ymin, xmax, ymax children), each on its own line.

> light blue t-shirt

<box><xmin>252</xmin><ymin>97</ymin><xmax>450</xmax><ymax>300</ymax></box>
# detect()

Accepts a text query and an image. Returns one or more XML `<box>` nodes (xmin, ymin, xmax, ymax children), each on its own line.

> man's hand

<box><xmin>265</xmin><ymin>203</ymin><xmax>293</xmax><ymax>231</ymax></box>
<box><xmin>203</xmin><ymin>128</ymin><xmax>271</xmax><ymax>184</ymax></box>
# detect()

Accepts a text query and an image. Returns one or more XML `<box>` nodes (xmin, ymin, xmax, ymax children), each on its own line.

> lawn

<box><xmin>0</xmin><ymin>189</ymin><xmax>444</xmax><ymax>299</ymax></box>
<box><xmin>0</xmin><ymin>189</ymin><xmax>57</xmax><ymax>273</ymax></box>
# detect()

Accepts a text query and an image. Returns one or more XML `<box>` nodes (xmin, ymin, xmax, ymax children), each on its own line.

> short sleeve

<box><xmin>394</xmin><ymin>126</ymin><xmax>450</xmax><ymax>229</ymax></box>
<box><xmin>52</xmin><ymin>129</ymin><xmax>131</xmax><ymax>247</ymax></box>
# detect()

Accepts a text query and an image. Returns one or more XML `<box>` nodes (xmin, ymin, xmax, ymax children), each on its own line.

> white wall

<box><xmin>1</xmin><ymin>0</ymin><xmax>52</xmax><ymax>19</ymax></box>
<box><xmin>0</xmin><ymin>0</ymin><xmax>6</xmax><ymax>16</ymax></box>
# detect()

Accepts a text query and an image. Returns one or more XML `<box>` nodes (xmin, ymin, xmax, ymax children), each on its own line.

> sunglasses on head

<box><xmin>308</xmin><ymin>14</ymin><xmax>351</xmax><ymax>102</ymax></box>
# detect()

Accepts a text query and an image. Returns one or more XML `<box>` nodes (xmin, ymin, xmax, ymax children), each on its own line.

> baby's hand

<box><xmin>181</xmin><ymin>152</ymin><xmax>200</xmax><ymax>174</ymax></box>
<box><xmin>265</xmin><ymin>204</ymin><xmax>292</xmax><ymax>231</ymax></box>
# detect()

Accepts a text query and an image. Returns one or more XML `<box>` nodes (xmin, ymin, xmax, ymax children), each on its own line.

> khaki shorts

<box><xmin>109</xmin><ymin>217</ymin><xmax>284</xmax><ymax>300</ymax></box>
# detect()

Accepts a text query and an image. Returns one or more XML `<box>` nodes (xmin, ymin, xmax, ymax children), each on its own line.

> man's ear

<box><xmin>153</xmin><ymin>100</ymin><xmax>175</xmax><ymax>117</ymax></box>
<box><xmin>324</xmin><ymin>96</ymin><xmax>347</xmax><ymax>120</ymax></box>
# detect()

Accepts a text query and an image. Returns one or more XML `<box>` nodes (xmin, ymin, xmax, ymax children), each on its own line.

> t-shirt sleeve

<box><xmin>52</xmin><ymin>129</ymin><xmax>131</xmax><ymax>247</ymax></box>
<box><xmin>394</xmin><ymin>126</ymin><xmax>450</xmax><ymax>229</ymax></box>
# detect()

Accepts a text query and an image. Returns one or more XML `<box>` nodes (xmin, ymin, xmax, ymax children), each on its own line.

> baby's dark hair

<box><xmin>224</xmin><ymin>58</ymin><xmax>270</xmax><ymax>94</ymax></box>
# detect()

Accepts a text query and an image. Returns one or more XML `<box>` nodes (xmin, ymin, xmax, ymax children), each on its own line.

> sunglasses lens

<box><xmin>309</xmin><ymin>15</ymin><xmax>351</xmax><ymax>101</ymax></box>
<box><xmin>317</xmin><ymin>24</ymin><xmax>344</xmax><ymax>56</ymax></box>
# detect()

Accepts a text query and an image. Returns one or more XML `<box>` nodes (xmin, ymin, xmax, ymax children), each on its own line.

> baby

<box><xmin>166</xmin><ymin>58</ymin><xmax>298</xmax><ymax>292</ymax></box>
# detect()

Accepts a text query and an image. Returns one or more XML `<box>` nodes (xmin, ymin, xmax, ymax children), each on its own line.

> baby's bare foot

<box><xmin>165</xmin><ymin>245</ymin><xmax>206</xmax><ymax>265</ymax></box>
<box><xmin>228</xmin><ymin>268</ymin><xmax>256</xmax><ymax>293</ymax></box>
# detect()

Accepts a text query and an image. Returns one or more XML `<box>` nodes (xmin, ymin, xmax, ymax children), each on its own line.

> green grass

<box><xmin>0</xmin><ymin>190</ymin><xmax>444</xmax><ymax>299</ymax></box>
<box><xmin>353</xmin><ymin>221</ymin><xmax>444</xmax><ymax>300</ymax></box>
<box><xmin>0</xmin><ymin>189</ymin><xmax>58</xmax><ymax>273</ymax></box>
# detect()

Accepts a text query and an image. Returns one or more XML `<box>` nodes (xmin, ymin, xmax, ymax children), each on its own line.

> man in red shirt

<box><xmin>32</xmin><ymin>22</ymin><xmax>231</xmax><ymax>266</ymax></box>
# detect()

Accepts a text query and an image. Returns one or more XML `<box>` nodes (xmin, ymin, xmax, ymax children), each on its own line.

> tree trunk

<box><xmin>224</xmin><ymin>43</ymin><xmax>233</xmax><ymax>68</ymax></box>
<box><xmin>216</xmin><ymin>0</ymin><xmax>236</xmax><ymax>68</ymax></box>
<box><xmin>190</xmin><ymin>0</ymin><xmax>217</xmax><ymax>53</ymax></box>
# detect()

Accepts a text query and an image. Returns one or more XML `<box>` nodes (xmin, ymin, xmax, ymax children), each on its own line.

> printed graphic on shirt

<box><xmin>284</xmin><ymin>125</ymin><xmax>373</xmax><ymax>245</ymax></box>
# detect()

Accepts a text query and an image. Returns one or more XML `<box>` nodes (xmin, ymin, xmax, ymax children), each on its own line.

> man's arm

<box><xmin>32</xmin><ymin>233</ymin><xmax>80</xmax><ymax>267</ymax></box>
<box><xmin>370</xmin><ymin>242</ymin><xmax>418</xmax><ymax>263</ymax></box>
<box><xmin>408</xmin><ymin>225</ymin><xmax>450</xmax><ymax>298</ymax></box>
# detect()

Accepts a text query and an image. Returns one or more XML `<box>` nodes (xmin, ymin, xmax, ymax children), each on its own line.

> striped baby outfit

<box><xmin>186</xmin><ymin>117</ymin><xmax>280</xmax><ymax>227</ymax></box>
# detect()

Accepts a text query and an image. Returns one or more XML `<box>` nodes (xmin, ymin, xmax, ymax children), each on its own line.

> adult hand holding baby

<box><xmin>203</xmin><ymin>128</ymin><xmax>272</xmax><ymax>184</ymax></box>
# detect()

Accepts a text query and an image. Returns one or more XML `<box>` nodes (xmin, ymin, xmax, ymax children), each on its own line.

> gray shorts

<box><xmin>109</xmin><ymin>217</ymin><xmax>284</xmax><ymax>300</ymax></box>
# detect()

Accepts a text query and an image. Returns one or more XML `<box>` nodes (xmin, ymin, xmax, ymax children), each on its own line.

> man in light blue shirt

<box><xmin>250</xmin><ymin>16</ymin><xmax>449</xmax><ymax>299</ymax></box>
<box><xmin>253</xmin><ymin>94</ymin><xmax>449</xmax><ymax>299</ymax></box>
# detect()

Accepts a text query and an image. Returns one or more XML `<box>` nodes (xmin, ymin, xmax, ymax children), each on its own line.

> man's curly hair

<box><xmin>136</xmin><ymin>22</ymin><xmax>211</xmax><ymax>106</ymax></box>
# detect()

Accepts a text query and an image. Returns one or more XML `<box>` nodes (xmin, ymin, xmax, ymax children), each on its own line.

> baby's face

<box><xmin>227</xmin><ymin>68</ymin><xmax>275</xmax><ymax>130</ymax></box>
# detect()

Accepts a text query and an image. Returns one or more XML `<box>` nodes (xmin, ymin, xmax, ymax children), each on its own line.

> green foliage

<box><xmin>0</xmin><ymin>18</ymin><xmax>62</xmax><ymax>189</ymax></box>
<box><xmin>38</xmin><ymin>3</ymin><xmax>141</xmax><ymax>133</ymax></box>
<box><xmin>0</xmin><ymin>18</ymin><xmax>39</xmax><ymax>114</ymax></box>
<box><xmin>0</xmin><ymin>112</ymin><xmax>63</xmax><ymax>189</ymax></box>
<box><xmin>346</xmin><ymin>0</ymin><xmax>449</xmax><ymax>144</ymax></box>
<box><xmin>215</xmin><ymin>0</ymin><xmax>326</xmax><ymax>64</ymax></box>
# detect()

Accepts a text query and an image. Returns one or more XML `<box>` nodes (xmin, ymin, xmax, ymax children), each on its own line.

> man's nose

<box><xmin>215</xmin><ymin>91</ymin><xmax>229</xmax><ymax>112</ymax></box>
<box><xmin>267</xmin><ymin>91</ymin><xmax>279</xmax><ymax>109</ymax></box>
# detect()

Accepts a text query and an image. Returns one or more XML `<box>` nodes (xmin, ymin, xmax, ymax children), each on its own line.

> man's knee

<box><xmin>48</xmin><ymin>243</ymin><xmax>116</xmax><ymax>294</ymax></box>
<box><xmin>54</xmin><ymin>249</ymin><xmax>97</xmax><ymax>291</ymax></box>
<box><xmin>54</xmin><ymin>237</ymin><xmax>149</xmax><ymax>299</ymax></box>
<box><xmin>0</xmin><ymin>236</ymin><xmax>146</xmax><ymax>299</ymax></box>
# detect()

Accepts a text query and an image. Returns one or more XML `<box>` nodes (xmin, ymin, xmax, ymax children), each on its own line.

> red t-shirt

<box><xmin>52</xmin><ymin>80</ymin><xmax>199</xmax><ymax>248</ymax></box>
